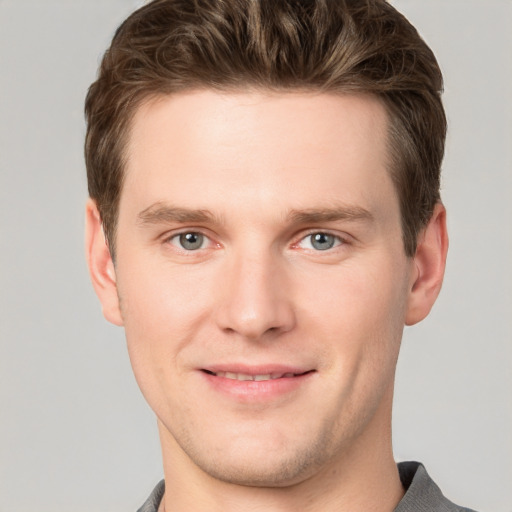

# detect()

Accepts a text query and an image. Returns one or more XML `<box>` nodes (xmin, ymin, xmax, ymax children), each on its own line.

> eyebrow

<box><xmin>137</xmin><ymin>203</ymin><xmax>217</xmax><ymax>225</ymax></box>
<box><xmin>137</xmin><ymin>202</ymin><xmax>374</xmax><ymax>227</ymax></box>
<box><xmin>287</xmin><ymin>206</ymin><xmax>374</xmax><ymax>224</ymax></box>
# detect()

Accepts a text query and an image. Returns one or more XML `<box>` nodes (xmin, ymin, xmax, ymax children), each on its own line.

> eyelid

<box><xmin>163</xmin><ymin>228</ymin><xmax>219</xmax><ymax>252</ymax></box>
<box><xmin>292</xmin><ymin>229</ymin><xmax>350</xmax><ymax>250</ymax></box>
<box><xmin>160</xmin><ymin>227</ymin><xmax>351</xmax><ymax>252</ymax></box>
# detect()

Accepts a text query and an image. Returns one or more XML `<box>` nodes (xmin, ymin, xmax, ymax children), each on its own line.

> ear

<box><xmin>85</xmin><ymin>198</ymin><xmax>124</xmax><ymax>326</ymax></box>
<box><xmin>405</xmin><ymin>203</ymin><xmax>449</xmax><ymax>326</ymax></box>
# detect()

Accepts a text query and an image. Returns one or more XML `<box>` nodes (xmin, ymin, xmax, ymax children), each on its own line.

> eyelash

<box><xmin>294</xmin><ymin>231</ymin><xmax>347</xmax><ymax>252</ymax></box>
<box><xmin>165</xmin><ymin>231</ymin><xmax>214</xmax><ymax>252</ymax></box>
<box><xmin>164</xmin><ymin>229</ymin><xmax>348</xmax><ymax>253</ymax></box>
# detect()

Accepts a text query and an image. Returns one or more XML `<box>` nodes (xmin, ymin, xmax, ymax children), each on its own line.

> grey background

<box><xmin>0</xmin><ymin>1</ymin><xmax>510</xmax><ymax>510</ymax></box>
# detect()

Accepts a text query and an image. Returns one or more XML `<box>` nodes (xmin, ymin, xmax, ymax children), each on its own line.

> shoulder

<box><xmin>395</xmin><ymin>461</ymin><xmax>478</xmax><ymax>512</ymax></box>
<box><xmin>136</xmin><ymin>480</ymin><xmax>165</xmax><ymax>512</ymax></box>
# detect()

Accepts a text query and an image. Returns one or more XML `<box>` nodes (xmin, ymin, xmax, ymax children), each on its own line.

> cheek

<box><xmin>304</xmin><ymin>258</ymin><xmax>406</xmax><ymax>320</ymax></box>
<box><xmin>116</xmin><ymin>266</ymin><xmax>205</xmax><ymax>415</ymax></box>
<box><xmin>117</xmin><ymin>255</ymin><xmax>213</xmax><ymax>331</ymax></box>
<box><xmin>298</xmin><ymin>257</ymin><xmax>409</xmax><ymax>365</ymax></box>
<box><xmin>114</xmin><ymin>257</ymin><xmax>214</xmax><ymax>386</ymax></box>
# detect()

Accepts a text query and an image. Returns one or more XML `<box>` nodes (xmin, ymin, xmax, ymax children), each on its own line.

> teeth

<box><xmin>254</xmin><ymin>374</ymin><xmax>271</xmax><ymax>381</ymax></box>
<box><xmin>214</xmin><ymin>371</ymin><xmax>297</xmax><ymax>381</ymax></box>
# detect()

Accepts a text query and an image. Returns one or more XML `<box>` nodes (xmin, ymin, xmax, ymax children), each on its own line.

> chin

<box><xmin>194</xmin><ymin>450</ymin><xmax>322</xmax><ymax>487</ymax></box>
<box><xmin>174</xmin><ymin>422</ymin><xmax>337</xmax><ymax>488</ymax></box>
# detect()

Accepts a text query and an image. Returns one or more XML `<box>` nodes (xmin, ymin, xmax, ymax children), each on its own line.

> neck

<box><xmin>158</xmin><ymin>391</ymin><xmax>403</xmax><ymax>512</ymax></box>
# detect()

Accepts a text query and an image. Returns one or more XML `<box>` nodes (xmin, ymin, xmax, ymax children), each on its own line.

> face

<box><xmin>92</xmin><ymin>91</ymin><xmax>422</xmax><ymax>486</ymax></box>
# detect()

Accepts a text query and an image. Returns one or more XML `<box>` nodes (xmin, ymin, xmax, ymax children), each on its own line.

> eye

<box><xmin>169</xmin><ymin>232</ymin><xmax>209</xmax><ymax>251</ymax></box>
<box><xmin>299</xmin><ymin>232</ymin><xmax>343</xmax><ymax>251</ymax></box>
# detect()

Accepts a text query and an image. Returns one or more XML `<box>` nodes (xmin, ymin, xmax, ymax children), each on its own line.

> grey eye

<box><xmin>178</xmin><ymin>232</ymin><xmax>205</xmax><ymax>250</ymax></box>
<box><xmin>310</xmin><ymin>232</ymin><xmax>337</xmax><ymax>251</ymax></box>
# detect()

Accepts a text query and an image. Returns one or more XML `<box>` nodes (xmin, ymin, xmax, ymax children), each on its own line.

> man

<box><xmin>84</xmin><ymin>1</ymin><xmax>475</xmax><ymax>510</ymax></box>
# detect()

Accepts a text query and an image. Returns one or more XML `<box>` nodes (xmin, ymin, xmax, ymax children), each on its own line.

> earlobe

<box><xmin>405</xmin><ymin>203</ymin><xmax>449</xmax><ymax>326</ymax></box>
<box><xmin>85</xmin><ymin>199</ymin><xmax>124</xmax><ymax>326</ymax></box>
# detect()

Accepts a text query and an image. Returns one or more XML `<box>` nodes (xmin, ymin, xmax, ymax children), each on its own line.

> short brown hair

<box><xmin>85</xmin><ymin>0</ymin><xmax>446</xmax><ymax>258</ymax></box>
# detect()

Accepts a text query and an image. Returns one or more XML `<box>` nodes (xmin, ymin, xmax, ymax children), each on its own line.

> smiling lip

<box><xmin>199</xmin><ymin>365</ymin><xmax>316</xmax><ymax>401</ymax></box>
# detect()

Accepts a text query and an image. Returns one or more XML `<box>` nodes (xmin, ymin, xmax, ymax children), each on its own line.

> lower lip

<box><xmin>200</xmin><ymin>371</ymin><xmax>315</xmax><ymax>402</ymax></box>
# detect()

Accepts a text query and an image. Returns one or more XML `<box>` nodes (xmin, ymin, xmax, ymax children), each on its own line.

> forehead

<box><xmin>122</xmin><ymin>90</ymin><xmax>396</xmax><ymax>221</ymax></box>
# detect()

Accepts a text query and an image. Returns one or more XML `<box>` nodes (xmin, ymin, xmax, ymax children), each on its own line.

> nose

<box><xmin>214</xmin><ymin>250</ymin><xmax>296</xmax><ymax>341</ymax></box>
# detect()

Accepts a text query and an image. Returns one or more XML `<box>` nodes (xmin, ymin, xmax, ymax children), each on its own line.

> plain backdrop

<box><xmin>0</xmin><ymin>1</ymin><xmax>511</xmax><ymax>511</ymax></box>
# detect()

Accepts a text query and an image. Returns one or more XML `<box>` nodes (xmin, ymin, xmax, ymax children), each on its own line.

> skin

<box><xmin>86</xmin><ymin>90</ymin><xmax>448</xmax><ymax>512</ymax></box>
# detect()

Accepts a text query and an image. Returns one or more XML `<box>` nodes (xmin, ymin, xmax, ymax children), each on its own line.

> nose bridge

<box><xmin>215</xmin><ymin>243</ymin><xmax>295</xmax><ymax>340</ymax></box>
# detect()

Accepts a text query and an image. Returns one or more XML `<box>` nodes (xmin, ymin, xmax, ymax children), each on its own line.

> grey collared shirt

<box><xmin>395</xmin><ymin>461</ymin><xmax>476</xmax><ymax>512</ymax></box>
<box><xmin>137</xmin><ymin>461</ymin><xmax>477</xmax><ymax>512</ymax></box>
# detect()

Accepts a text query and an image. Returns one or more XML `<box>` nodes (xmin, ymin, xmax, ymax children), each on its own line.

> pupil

<box><xmin>180</xmin><ymin>232</ymin><xmax>203</xmax><ymax>250</ymax></box>
<box><xmin>312</xmin><ymin>233</ymin><xmax>334</xmax><ymax>250</ymax></box>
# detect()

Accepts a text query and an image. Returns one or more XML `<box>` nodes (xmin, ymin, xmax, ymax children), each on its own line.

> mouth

<box><xmin>199</xmin><ymin>367</ymin><xmax>316</xmax><ymax>401</ymax></box>
<box><xmin>201</xmin><ymin>369</ymin><xmax>313</xmax><ymax>381</ymax></box>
